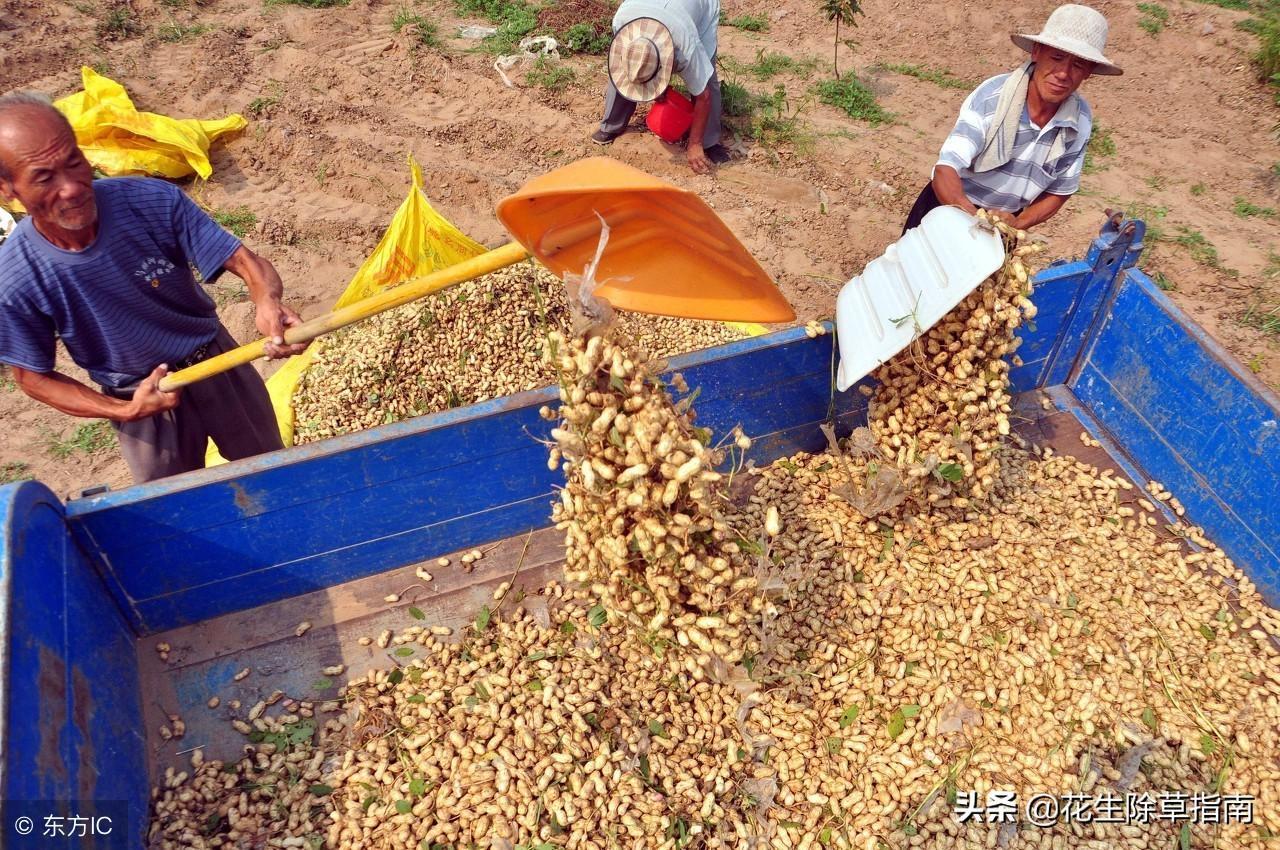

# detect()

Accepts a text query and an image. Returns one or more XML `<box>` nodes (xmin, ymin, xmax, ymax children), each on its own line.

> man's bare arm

<box><xmin>1013</xmin><ymin>192</ymin><xmax>1070</xmax><ymax>230</ymax></box>
<box><xmin>931</xmin><ymin>165</ymin><xmax>978</xmax><ymax>214</ymax></box>
<box><xmin>686</xmin><ymin>89</ymin><xmax>714</xmax><ymax>175</ymax></box>
<box><xmin>222</xmin><ymin>245</ymin><xmax>308</xmax><ymax>359</ymax></box>
<box><xmin>12</xmin><ymin>365</ymin><xmax>179</xmax><ymax>422</ymax></box>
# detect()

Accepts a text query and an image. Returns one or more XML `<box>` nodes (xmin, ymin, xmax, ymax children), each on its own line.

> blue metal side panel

<box><xmin>1008</xmin><ymin>261</ymin><xmax>1090</xmax><ymax>393</ymax></box>
<box><xmin>1072</xmin><ymin>270</ymin><xmax>1280</xmax><ymax>604</ymax></box>
<box><xmin>66</xmin><ymin>329</ymin><xmax>866</xmax><ymax>634</ymax></box>
<box><xmin>0</xmin><ymin>482</ymin><xmax>145</xmax><ymax>849</ymax></box>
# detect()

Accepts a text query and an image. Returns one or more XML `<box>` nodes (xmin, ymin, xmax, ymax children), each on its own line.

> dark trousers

<box><xmin>106</xmin><ymin>326</ymin><xmax>283</xmax><ymax>483</ymax></box>
<box><xmin>902</xmin><ymin>182</ymin><xmax>943</xmax><ymax>235</ymax></box>
<box><xmin>598</xmin><ymin>71</ymin><xmax>723</xmax><ymax>148</ymax></box>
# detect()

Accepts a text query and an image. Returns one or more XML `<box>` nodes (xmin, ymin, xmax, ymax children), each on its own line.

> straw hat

<box><xmin>1012</xmin><ymin>4</ymin><xmax>1122</xmax><ymax>76</ymax></box>
<box><xmin>608</xmin><ymin>18</ymin><xmax>676</xmax><ymax>102</ymax></box>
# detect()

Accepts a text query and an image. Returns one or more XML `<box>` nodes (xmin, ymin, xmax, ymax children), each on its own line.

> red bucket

<box><xmin>646</xmin><ymin>89</ymin><xmax>694</xmax><ymax>143</ymax></box>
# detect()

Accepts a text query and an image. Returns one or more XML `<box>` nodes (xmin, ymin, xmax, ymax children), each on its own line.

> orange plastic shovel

<box><xmin>160</xmin><ymin>156</ymin><xmax>793</xmax><ymax>391</ymax></box>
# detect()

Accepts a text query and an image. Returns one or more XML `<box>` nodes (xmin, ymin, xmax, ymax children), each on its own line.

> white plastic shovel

<box><xmin>834</xmin><ymin>206</ymin><xmax>1005</xmax><ymax>391</ymax></box>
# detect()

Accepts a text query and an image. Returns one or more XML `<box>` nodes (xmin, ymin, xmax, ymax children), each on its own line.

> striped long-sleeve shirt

<box><xmin>934</xmin><ymin>72</ymin><xmax>1092</xmax><ymax>213</ymax></box>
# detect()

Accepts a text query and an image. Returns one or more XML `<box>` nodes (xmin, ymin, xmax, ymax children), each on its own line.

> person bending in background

<box><xmin>0</xmin><ymin>92</ymin><xmax>308</xmax><ymax>484</ymax></box>
<box><xmin>903</xmin><ymin>4</ymin><xmax>1122</xmax><ymax>234</ymax></box>
<box><xmin>591</xmin><ymin>0</ymin><xmax>731</xmax><ymax>173</ymax></box>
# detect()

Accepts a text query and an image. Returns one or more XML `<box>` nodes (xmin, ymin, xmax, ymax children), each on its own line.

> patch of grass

<box><xmin>97</xmin><ymin>5</ymin><xmax>143</xmax><ymax>39</ymax></box>
<box><xmin>456</xmin><ymin>0</ymin><xmax>538</xmax><ymax>53</ymax></box>
<box><xmin>1190</xmin><ymin>181</ymin><xmax>1207</xmax><ymax>196</ymax></box>
<box><xmin>1171</xmin><ymin>225</ymin><xmax>1238</xmax><ymax>276</ymax></box>
<box><xmin>561</xmin><ymin>21</ymin><xmax>610</xmax><ymax>54</ymax></box>
<box><xmin>751</xmin><ymin>86</ymin><xmax>815</xmax><ymax>153</ymax></box>
<box><xmin>1194</xmin><ymin>0</ymin><xmax>1249</xmax><ymax>9</ymax></box>
<box><xmin>1083</xmin><ymin>122</ymin><xmax>1116</xmax><ymax>174</ymax></box>
<box><xmin>1137</xmin><ymin>2</ymin><xmax>1169</xmax><ymax>35</ymax></box>
<box><xmin>1240</xmin><ymin>1</ymin><xmax>1280</xmax><ymax>104</ymax></box>
<box><xmin>0</xmin><ymin>461</ymin><xmax>32</xmax><ymax>485</ymax></box>
<box><xmin>525</xmin><ymin>55</ymin><xmax>575</xmax><ymax>91</ymax></box>
<box><xmin>46</xmin><ymin>421</ymin><xmax>116</xmax><ymax>460</ymax></box>
<box><xmin>815</xmin><ymin>74</ymin><xmax>892</xmax><ymax>125</ymax></box>
<box><xmin>266</xmin><ymin>0</ymin><xmax>349</xmax><ymax>7</ymax></box>
<box><xmin>1234</xmin><ymin>196</ymin><xmax>1277</xmax><ymax>217</ymax></box>
<box><xmin>391</xmin><ymin>7</ymin><xmax>442</xmax><ymax>47</ymax></box>
<box><xmin>157</xmin><ymin>19</ymin><xmax>210</xmax><ymax>42</ymax></box>
<box><xmin>724</xmin><ymin>13</ymin><xmax>769</xmax><ymax>31</ymax></box>
<box><xmin>247</xmin><ymin>81</ymin><xmax>284</xmax><ymax>117</ymax></box>
<box><xmin>1152</xmin><ymin>271</ymin><xmax>1176</xmax><ymax>291</ymax></box>
<box><xmin>722</xmin><ymin>49</ymin><xmax>821</xmax><ymax>81</ymax></box>
<box><xmin>0</xmin><ymin>371</ymin><xmax>15</xmax><ymax>392</ymax></box>
<box><xmin>1145</xmin><ymin>174</ymin><xmax>1167</xmax><ymax>191</ymax></box>
<box><xmin>721</xmin><ymin>79</ymin><xmax>755</xmax><ymax>117</ymax></box>
<box><xmin>1242</xmin><ymin>301</ymin><xmax>1280</xmax><ymax>335</ymax></box>
<box><xmin>211</xmin><ymin>205</ymin><xmax>258</xmax><ymax>237</ymax></box>
<box><xmin>1247</xmin><ymin>353</ymin><xmax>1265</xmax><ymax>373</ymax></box>
<box><xmin>875</xmin><ymin>62</ymin><xmax>974</xmax><ymax>90</ymax></box>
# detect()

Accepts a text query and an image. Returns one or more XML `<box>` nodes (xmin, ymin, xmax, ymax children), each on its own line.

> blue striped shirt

<box><xmin>0</xmin><ymin>177</ymin><xmax>241</xmax><ymax>388</ymax></box>
<box><xmin>935</xmin><ymin>72</ymin><xmax>1092</xmax><ymax>212</ymax></box>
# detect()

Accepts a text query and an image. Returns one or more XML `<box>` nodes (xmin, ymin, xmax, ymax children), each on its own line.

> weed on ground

<box><xmin>815</xmin><ymin>74</ymin><xmax>892</xmax><ymax>125</ymax></box>
<box><xmin>45</xmin><ymin>421</ymin><xmax>116</xmax><ymax>460</ymax></box>
<box><xmin>97</xmin><ymin>4</ymin><xmax>143</xmax><ymax>39</ymax></box>
<box><xmin>526</xmin><ymin>55</ymin><xmax>576</xmax><ymax>91</ymax></box>
<box><xmin>0</xmin><ymin>461</ymin><xmax>32</xmax><ymax>485</ymax></box>
<box><xmin>1233</xmin><ymin>196</ymin><xmax>1277</xmax><ymax>217</ymax></box>
<box><xmin>1083</xmin><ymin>122</ymin><xmax>1116</xmax><ymax>174</ymax></box>
<box><xmin>157</xmin><ymin>19</ymin><xmax>209</xmax><ymax>42</ymax></box>
<box><xmin>392</xmin><ymin>7</ymin><xmax>442</xmax><ymax>47</ymax></box>
<box><xmin>211</xmin><ymin>206</ymin><xmax>258</xmax><ymax>238</ymax></box>
<box><xmin>875</xmin><ymin>62</ymin><xmax>974</xmax><ymax>89</ymax></box>
<box><xmin>723</xmin><ymin>13</ymin><xmax>769</xmax><ymax>31</ymax></box>
<box><xmin>1138</xmin><ymin>2</ymin><xmax>1170</xmax><ymax>35</ymax></box>
<box><xmin>722</xmin><ymin>49</ymin><xmax>821</xmax><ymax>81</ymax></box>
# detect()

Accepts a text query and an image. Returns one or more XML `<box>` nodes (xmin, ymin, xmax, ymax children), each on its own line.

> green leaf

<box><xmin>526</xmin><ymin>678</ymin><xmax>544</xmax><ymax>692</ymax></box>
<box><xmin>409</xmin><ymin>777</ymin><xmax>426</xmax><ymax>796</ymax></box>
<box><xmin>901</xmin><ymin>704</ymin><xmax>921</xmax><ymax>718</ymax></box>
<box><xmin>814</xmin><ymin>461</ymin><xmax>833</xmax><ymax>473</ymax></box>
<box><xmin>936</xmin><ymin>462</ymin><xmax>963</xmax><ymax>482</ymax></box>
<box><xmin>394</xmin><ymin>647</ymin><xmax>415</xmax><ymax>657</ymax></box>
<box><xmin>1199</xmin><ymin>733</ymin><xmax>1217</xmax><ymax>755</ymax></box>
<box><xmin>609</xmin><ymin>375</ymin><xmax>626</xmax><ymax>391</ymax></box>
<box><xmin>464</xmin><ymin>696</ymin><xmax>478</xmax><ymax>709</ymax></box>
<box><xmin>638</xmin><ymin>754</ymin><xmax>651</xmax><ymax>781</ymax></box>
<box><xmin>408</xmin><ymin>606</ymin><xmax>425</xmax><ymax>620</ymax></box>
<box><xmin>363</xmin><ymin>794</ymin><xmax>379</xmax><ymax>811</ymax></box>
<box><xmin>1066</xmin><ymin>592</ymin><xmax>1079</xmax><ymax>610</ymax></box>
<box><xmin>904</xmin><ymin>661</ymin><xmax>918</xmax><ymax>675</ymax></box>
<box><xmin>559</xmin><ymin>621</ymin><xmax>576</xmax><ymax>635</ymax></box>
<box><xmin>407</xmin><ymin>694</ymin><xmax>426</xmax><ymax>704</ymax></box>
<box><xmin>476</xmin><ymin>605</ymin><xmax>491</xmax><ymax>632</ymax></box>
<box><xmin>247</xmin><ymin>730</ymin><xmax>266</xmax><ymax>743</ymax></box>
<box><xmin>1141</xmin><ymin>707</ymin><xmax>1158</xmax><ymax>734</ymax></box>
<box><xmin>311</xmin><ymin>678</ymin><xmax>333</xmax><ymax>691</ymax></box>
<box><xmin>526</xmin><ymin>651</ymin><xmax>548</xmax><ymax>662</ymax></box>
<box><xmin>388</xmin><ymin>669</ymin><xmax>404</xmax><ymax>685</ymax></box>
<box><xmin>1199</xmin><ymin>624</ymin><xmax>1217</xmax><ymax>641</ymax></box>
<box><xmin>825</xmin><ymin>736</ymin><xmax>842</xmax><ymax>755</ymax></box>
<box><xmin>1180</xmin><ymin>823</ymin><xmax>1191</xmax><ymax>850</ymax></box>
<box><xmin>819</xmin><ymin>827</ymin><xmax>833</xmax><ymax>844</ymax></box>
<box><xmin>838</xmin><ymin>705</ymin><xmax>859</xmax><ymax>728</ymax></box>
<box><xmin>779</xmin><ymin>820</ymin><xmax>803</xmax><ymax>829</ymax></box>
<box><xmin>395</xmin><ymin>799</ymin><xmax>411</xmax><ymax>814</ymax></box>
<box><xmin>648</xmin><ymin>718</ymin><xmax>669</xmax><ymax>738</ymax></box>
<box><xmin>588</xmin><ymin>605</ymin><xmax>607</xmax><ymax>628</ymax></box>
<box><xmin>887</xmin><ymin>710</ymin><xmax>906</xmax><ymax>739</ymax></box>
<box><xmin>309</xmin><ymin>784</ymin><xmax>333</xmax><ymax>796</ymax></box>
<box><xmin>475</xmin><ymin>682</ymin><xmax>490</xmax><ymax>700</ymax></box>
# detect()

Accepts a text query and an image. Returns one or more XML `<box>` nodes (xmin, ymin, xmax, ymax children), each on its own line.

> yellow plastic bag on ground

<box><xmin>57</xmin><ymin>66</ymin><xmax>246</xmax><ymax>179</ymax></box>
<box><xmin>206</xmin><ymin>155</ymin><xmax>487</xmax><ymax>466</ymax></box>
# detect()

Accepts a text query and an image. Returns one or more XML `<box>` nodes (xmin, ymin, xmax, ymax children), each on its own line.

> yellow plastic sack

<box><xmin>57</xmin><ymin>66</ymin><xmax>246</xmax><ymax>180</ymax></box>
<box><xmin>206</xmin><ymin>155</ymin><xmax>487</xmax><ymax>466</ymax></box>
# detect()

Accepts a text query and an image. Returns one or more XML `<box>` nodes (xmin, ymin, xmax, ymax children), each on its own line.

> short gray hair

<box><xmin>0</xmin><ymin>90</ymin><xmax>75</xmax><ymax>183</ymax></box>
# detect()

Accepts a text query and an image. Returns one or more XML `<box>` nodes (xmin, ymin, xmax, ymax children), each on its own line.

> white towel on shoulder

<box><xmin>972</xmin><ymin>62</ymin><xmax>1075</xmax><ymax>174</ymax></box>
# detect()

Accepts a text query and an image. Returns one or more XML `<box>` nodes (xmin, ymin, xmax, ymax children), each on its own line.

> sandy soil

<box><xmin>2</xmin><ymin>0</ymin><xmax>1277</xmax><ymax>497</ymax></box>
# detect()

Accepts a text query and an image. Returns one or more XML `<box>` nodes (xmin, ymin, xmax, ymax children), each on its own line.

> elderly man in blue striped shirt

<box><xmin>902</xmin><ymin>4</ymin><xmax>1122</xmax><ymax>235</ymax></box>
<box><xmin>0</xmin><ymin>93</ymin><xmax>308</xmax><ymax>483</ymax></box>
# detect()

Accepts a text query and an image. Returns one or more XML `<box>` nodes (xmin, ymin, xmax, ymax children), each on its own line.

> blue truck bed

<box><xmin>2</xmin><ymin>215</ymin><xmax>1277</xmax><ymax>848</ymax></box>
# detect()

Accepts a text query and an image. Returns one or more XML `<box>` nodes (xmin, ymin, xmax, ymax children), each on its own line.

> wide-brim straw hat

<box><xmin>608</xmin><ymin>17</ymin><xmax>675</xmax><ymax>102</ymax></box>
<box><xmin>1012</xmin><ymin>3</ymin><xmax>1123</xmax><ymax>76</ymax></box>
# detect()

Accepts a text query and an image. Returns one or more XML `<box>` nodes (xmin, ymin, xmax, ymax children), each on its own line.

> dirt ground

<box><xmin>2</xmin><ymin>0</ymin><xmax>1278</xmax><ymax>498</ymax></box>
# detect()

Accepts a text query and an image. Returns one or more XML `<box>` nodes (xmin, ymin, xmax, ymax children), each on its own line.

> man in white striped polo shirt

<box><xmin>902</xmin><ymin>4</ymin><xmax>1122</xmax><ymax>234</ymax></box>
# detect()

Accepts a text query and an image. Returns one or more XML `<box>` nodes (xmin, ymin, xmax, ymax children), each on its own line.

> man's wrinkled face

<box><xmin>1030</xmin><ymin>44</ymin><xmax>1094</xmax><ymax>106</ymax></box>
<box><xmin>0</xmin><ymin>108</ymin><xmax>98</xmax><ymax>234</ymax></box>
